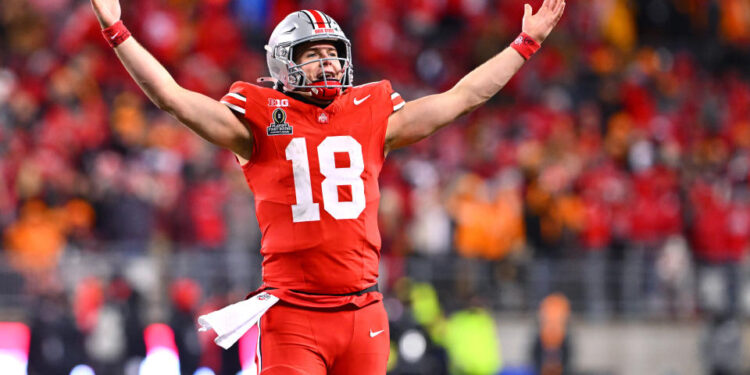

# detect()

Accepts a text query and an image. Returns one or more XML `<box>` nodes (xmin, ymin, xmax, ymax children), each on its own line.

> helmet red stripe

<box><xmin>306</xmin><ymin>9</ymin><xmax>327</xmax><ymax>29</ymax></box>
<box><xmin>299</xmin><ymin>10</ymin><xmax>316</xmax><ymax>27</ymax></box>
<box><xmin>314</xmin><ymin>10</ymin><xmax>331</xmax><ymax>28</ymax></box>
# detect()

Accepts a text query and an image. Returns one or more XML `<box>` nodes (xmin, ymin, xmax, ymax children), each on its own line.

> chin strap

<box><xmin>262</xmin><ymin>76</ymin><xmax>342</xmax><ymax>102</ymax></box>
<box><xmin>308</xmin><ymin>81</ymin><xmax>341</xmax><ymax>101</ymax></box>
<box><xmin>290</xmin><ymin>89</ymin><xmax>313</xmax><ymax>97</ymax></box>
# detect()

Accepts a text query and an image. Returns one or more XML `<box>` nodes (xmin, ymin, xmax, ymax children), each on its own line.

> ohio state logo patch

<box><xmin>267</xmin><ymin>108</ymin><xmax>293</xmax><ymax>136</ymax></box>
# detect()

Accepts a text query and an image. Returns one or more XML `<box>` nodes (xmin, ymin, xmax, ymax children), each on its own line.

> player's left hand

<box><xmin>90</xmin><ymin>0</ymin><xmax>121</xmax><ymax>28</ymax></box>
<box><xmin>521</xmin><ymin>0</ymin><xmax>566</xmax><ymax>43</ymax></box>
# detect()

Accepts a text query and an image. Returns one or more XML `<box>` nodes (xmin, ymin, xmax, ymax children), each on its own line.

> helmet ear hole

<box><xmin>288</xmin><ymin>73</ymin><xmax>302</xmax><ymax>85</ymax></box>
<box><xmin>275</xmin><ymin>46</ymin><xmax>290</xmax><ymax>59</ymax></box>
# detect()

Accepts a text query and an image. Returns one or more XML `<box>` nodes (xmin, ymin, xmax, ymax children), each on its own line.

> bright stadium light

<box><xmin>139</xmin><ymin>323</ymin><xmax>181</xmax><ymax>375</ymax></box>
<box><xmin>0</xmin><ymin>322</ymin><xmax>30</xmax><ymax>375</ymax></box>
<box><xmin>398</xmin><ymin>329</ymin><xmax>427</xmax><ymax>364</ymax></box>
<box><xmin>193</xmin><ymin>367</ymin><xmax>216</xmax><ymax>375</ymax></box>
<box><xmin>0</xmin><ymin>353</ymin><xmax>26</xmax><ymax>375</ymax></box>
<box><xmin>70</xmin><ymin>364</ymin><xmax>96</xmax><ymax>375</ymax></box>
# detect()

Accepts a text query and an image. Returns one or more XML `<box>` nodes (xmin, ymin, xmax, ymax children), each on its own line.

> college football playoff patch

<box><xmin>267</xmin><ymin>108</ymin><xmax>293</xmax><ymax>136</ymax></box>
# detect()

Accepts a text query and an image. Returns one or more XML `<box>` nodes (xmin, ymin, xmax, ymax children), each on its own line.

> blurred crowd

<box><xmin>2</xmin><ymin>0</ymin><xmax>750</xmax><ymax>373</ymax></box>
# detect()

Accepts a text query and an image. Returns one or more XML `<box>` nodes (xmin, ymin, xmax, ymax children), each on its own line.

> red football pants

<box><xmin>258</xmin><ymin>300</ymin><xmax>389</xmax><ymax>375</ymax></box>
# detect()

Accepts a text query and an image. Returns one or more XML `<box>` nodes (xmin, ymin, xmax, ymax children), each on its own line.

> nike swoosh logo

<box><xmin>369</xmin><ymin>329</ymin><xmax>384</xmax><ymax>338</ymax></box>
<box><xmin>110</xmin><ymin>31</ymin><xmax>120</xmax><ymax>40</ymax></box>
<box><xmin>354</xmin><ymin>95</ymin><xmax>371</xmax><ymax>106</ymax></box>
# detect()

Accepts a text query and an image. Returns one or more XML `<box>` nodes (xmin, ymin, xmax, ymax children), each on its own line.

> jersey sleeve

<box><xmin>220</xmin><ymin>81</ymin><xmax>251</xmax><ymax>115</ymax></box>
<box><xmin>220</xmin><ymin>81</ymin><xmax>267</xmax><ymax>163</ymax></box>
<box><xmin>381</xmin><ymin>80</ymin><xmax>405</xmax><ymax>113</ymax></box>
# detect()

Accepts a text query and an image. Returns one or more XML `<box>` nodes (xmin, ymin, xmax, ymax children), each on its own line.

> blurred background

<box><xmin>1</xmin><ymin>0</ymin><xmax>750</xmax><ymax>374</ymax></box>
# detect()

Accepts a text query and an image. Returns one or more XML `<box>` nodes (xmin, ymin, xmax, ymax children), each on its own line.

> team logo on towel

<box><xmin>258</xmin><ymin>292</ymin><xmax>271</xmax><ymax>301</ymax></box>
<box><xmin>267</xmin><ymin>108</ymin><xmax>293</xmax><ymax>136</ymax></box>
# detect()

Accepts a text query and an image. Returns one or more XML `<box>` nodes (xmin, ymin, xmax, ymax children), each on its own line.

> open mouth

<box><xmin>316</xmin><ymin>72</ymin><xmax>338</xmax><ymax>81</ymax></box>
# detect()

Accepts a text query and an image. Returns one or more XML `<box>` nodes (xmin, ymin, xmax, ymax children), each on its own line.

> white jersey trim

<box><xmin>393</xmin><ymin>102</ymin><xmax>405</xmax><ymax>111</ymax></box>
<box><xmin>222</xmin><ymin>101</ymin><xmax>246</xmax><ymax>114</ymax></box>
<box><xmin>227</xmin><ymin>92</ymin><xmax>247</xmax><ymax>102</ymax></box>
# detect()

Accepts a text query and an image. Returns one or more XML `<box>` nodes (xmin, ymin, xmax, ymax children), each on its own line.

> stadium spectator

<box><xmin>169</xmin><ymin>278</ymin><xmax>202</xmax><ymax>375</ymax></box>
<box><xmin>27</xmin><ymin>288</ymin><xmax>87</xmax><ymax>375</ymax></box>
<box><xmin>531</xmin><ymin>293</ymin><xmax>573</xmax><ymax>375</ymax></box>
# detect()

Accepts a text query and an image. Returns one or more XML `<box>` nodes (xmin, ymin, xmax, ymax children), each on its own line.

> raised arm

<box><xmin>385</xmin><ymin>0</ymin><xmax>565</xmax><ymax>152</ymax></box>
<box><xmin>90</xmin><ymin>0</ymin><xmax>253</xmax><ymax>159</ymax></box>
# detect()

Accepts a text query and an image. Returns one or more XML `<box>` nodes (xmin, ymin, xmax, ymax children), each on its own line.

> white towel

<box><xmin>197</xmin><ymin>292</ymin><xmax>279</xmax><ymax>349</ymax></box>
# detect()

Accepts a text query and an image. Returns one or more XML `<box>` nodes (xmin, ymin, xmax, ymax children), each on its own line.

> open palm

<box><xmin>90</xmin><ymin>0</ymin><xmax>121</xmax><ymax>28</ymax></box>
<box><xmin>522</xmin><ymin>0</ymin><xmax>566</xmax><ymax>43</ymax></box>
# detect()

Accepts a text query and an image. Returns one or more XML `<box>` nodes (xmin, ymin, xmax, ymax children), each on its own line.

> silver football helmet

<box><xmin>265</xmin><ymin>10</ymin><xmax>353</xmax><ymax>95</ymax></box>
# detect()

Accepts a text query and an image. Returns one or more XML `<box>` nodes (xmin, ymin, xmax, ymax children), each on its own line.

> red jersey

<box><xmin>220</xmin><ymin>81</ymin><xmax>405</xmax><ymax>307</ymax></box>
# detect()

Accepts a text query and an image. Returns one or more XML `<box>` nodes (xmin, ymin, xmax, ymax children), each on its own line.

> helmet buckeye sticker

<box><xmin>267</xmin><ymin>108</ymin><xmax>293</xmax><ymax>136</ymax></box>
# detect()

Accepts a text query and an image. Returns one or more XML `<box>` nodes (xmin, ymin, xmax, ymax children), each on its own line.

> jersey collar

<box><xmin>282</xmin><ymin>88</ymin><xmax>348</xmax><ymax>115</ymax></box>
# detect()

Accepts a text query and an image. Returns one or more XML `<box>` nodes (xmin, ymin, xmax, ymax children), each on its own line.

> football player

<box><xmin>90</xmin><ymin>1</ymin><xmax>565</xmax><ymax>374</ymax></box>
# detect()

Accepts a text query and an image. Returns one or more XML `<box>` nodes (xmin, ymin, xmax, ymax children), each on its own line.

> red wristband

<box><xmin>510</xmin><ymin>32</ymin><xmax>541</xmax><ymax>60</ymax></box>
<box><xmin>101</xmin><ymin>20</ymin><xmax>131</xmax><ymax>48</ymax></box>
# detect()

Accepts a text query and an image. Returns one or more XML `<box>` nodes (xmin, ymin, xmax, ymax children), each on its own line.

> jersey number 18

<box><xmin>285</xmin><ymin>136</ymin><xmax>366</xmax><ymax>222</ymax></box>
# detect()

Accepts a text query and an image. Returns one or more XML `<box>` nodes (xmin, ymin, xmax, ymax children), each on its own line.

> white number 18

<box><xmin>285</xmin><ymin>136</ymin><xmax>366</xmax><ymax>222</ymax></box>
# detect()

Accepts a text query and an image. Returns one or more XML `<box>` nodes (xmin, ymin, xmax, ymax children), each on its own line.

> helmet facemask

<box><xmin>273</xmin><ymin>39</ymin><xmax>353</xmax><ymax>100</ymax></box>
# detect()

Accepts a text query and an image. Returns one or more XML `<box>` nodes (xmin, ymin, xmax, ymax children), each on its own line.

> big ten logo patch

<box><xmin>267</xmin><ymin>108</ymin><xmax>293</xmax><ymax>136</ymax></box>
<box><xmin>268</xmin><ymin>98</ymin><xmax>289</xmax><ymax>107</ymax></box>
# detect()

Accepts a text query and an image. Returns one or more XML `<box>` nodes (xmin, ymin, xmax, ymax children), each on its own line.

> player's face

<box><xmin>294</xmin><ymin>42</ymin><xmax>344</xmax><ymax>84</ymax></box>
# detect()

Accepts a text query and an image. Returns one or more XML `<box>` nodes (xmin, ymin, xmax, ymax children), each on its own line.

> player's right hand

<box><xmin>90</xmin><ymin>0</ymin><xmax>121</xmax><ymax>28</ymax></box>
